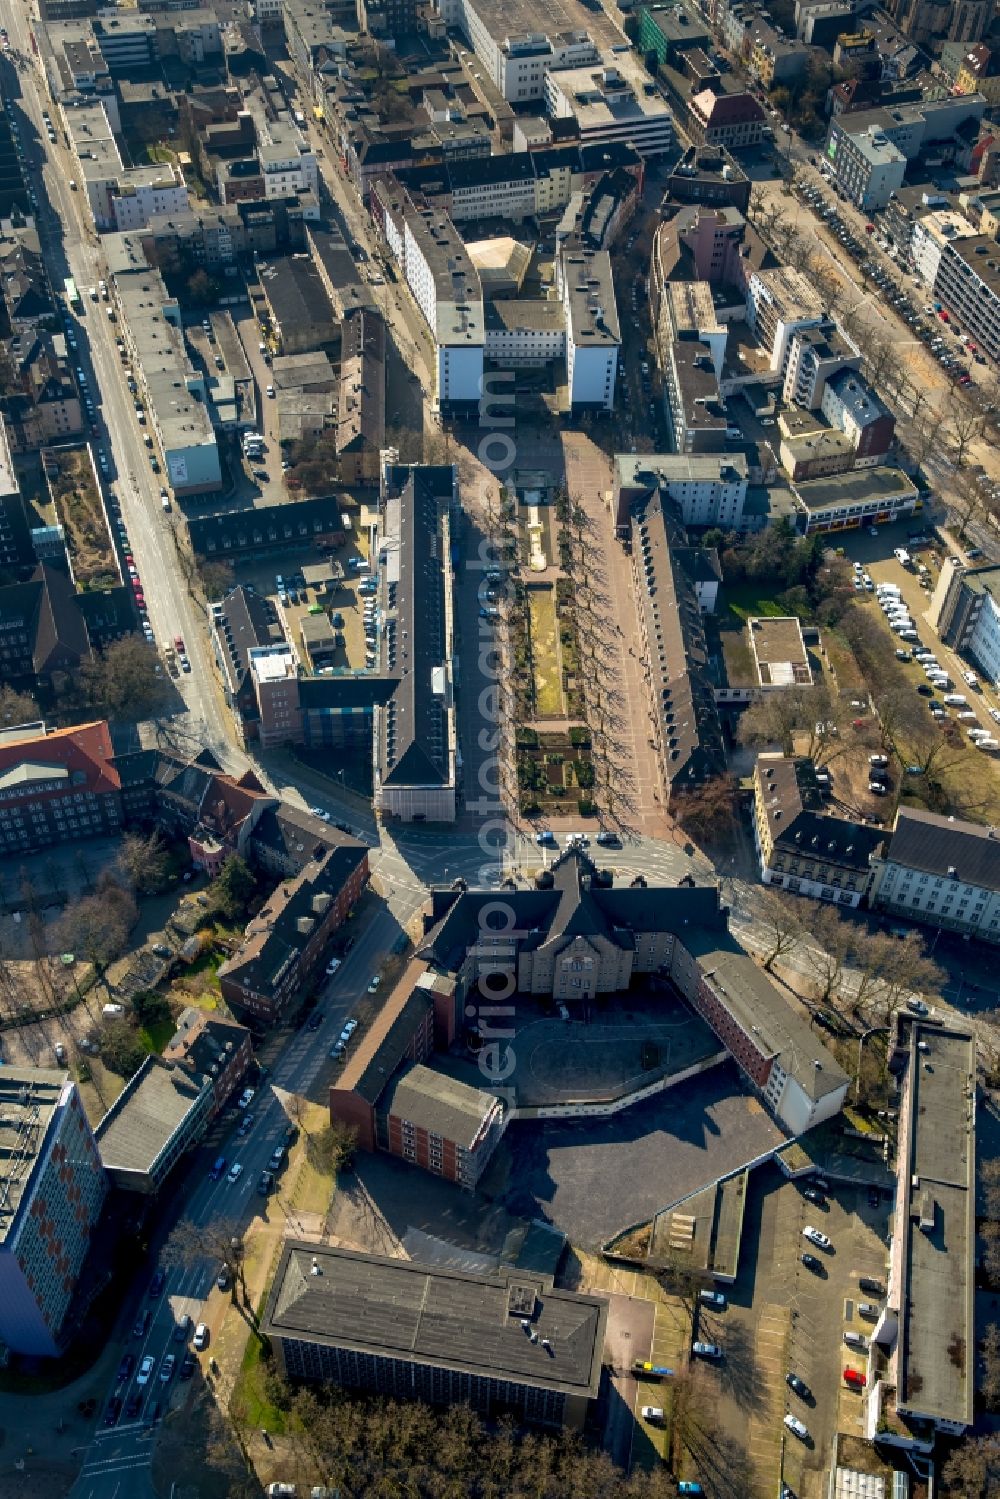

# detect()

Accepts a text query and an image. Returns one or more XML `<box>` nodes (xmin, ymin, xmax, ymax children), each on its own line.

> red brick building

<box><xmin>218</xmin><ymin>835</ymin><xmax>369</xmax><ymax>1023</ymax></box>
<box><xmin>0</xmin><ymin>720</ymin><xmax>124</xmax><ymax>857</ymax></box>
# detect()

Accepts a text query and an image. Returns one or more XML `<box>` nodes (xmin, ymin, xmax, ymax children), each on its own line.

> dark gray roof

<box><xmin>886</xmin><ymin>808</ymin><xmax>1000</xmax><ymax>892</ymax></box>
<box><xmin>379</xmin><ymin>1063</ymin><xmax>499</xmax><ymax>1147</ymax></box>
<box><xmin>299</xmin><ymin>674</ymin><xmax>399</xmax><ymax>711</ymax></box>
<box><xmin>379</xmin><ymin>467</ymin><xmax>455</xmax><ymax>789</ymax></box>
<box><xmin>631</xmin><ymin>493</ymin><xmax>727</xmax><ymax>789</ymax></box>
<box><xmin>214</xmin><ymin>585</ymin><xmax>280</xmax><ymax>694</ymax></box>
<box><xmin>421</xmin><ymin>849</ymin><xmax>727</xmax><ymax>971</ymax></box>
<box><xmin>263</xmin><ymin>1243</ymin><xmax>607</xmax><ymax>1399</ymax></box>
<box><xmin>188</xmin><ymin>497</ymin><xmax>345</xmax><ymax>556</ymax></box>
<box><xmin>249</xmin><ymin>803</ymin><xmax>363</xmax><ymax>874</ymax></box>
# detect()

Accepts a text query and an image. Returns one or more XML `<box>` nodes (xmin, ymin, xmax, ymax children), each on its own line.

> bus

<box><xmin>63</xmin><ymin>277</ymin><xmax>81</xmax><ymax>312</ymax></box>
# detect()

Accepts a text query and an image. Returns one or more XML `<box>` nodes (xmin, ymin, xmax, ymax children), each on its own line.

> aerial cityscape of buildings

<box><xmin>0</xmin><ymin>0</ymin><xmax>997</xmax><ymax>1492</ymax></box>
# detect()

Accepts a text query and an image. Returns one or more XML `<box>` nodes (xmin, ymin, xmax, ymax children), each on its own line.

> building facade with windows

<box><xmin>752</xmin><ymin>753</ymin><xmax>885</xmax><ymax>907</ymax></box>
<box><xmin>869</xmin><ymin>807</ymin><xmax>1000</xmax><ymax>943</ymax></box>
<box><xmin>0</xmin><ymin>1068</ymin><xmax>107</xmax><ymax>1357</ymax></box>
<box><xmin>928</xmin><ymin>557</ymin><xmax>1000</xmax><ymax>685</ymax></box>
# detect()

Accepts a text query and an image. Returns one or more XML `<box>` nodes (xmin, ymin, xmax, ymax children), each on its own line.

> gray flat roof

<box><xmin>793</xmin><ymin>466</ymin><xmax>917</xmax><ymax>514</ymax></box>
<box><xmin>0</xmin><ymin>1069</ymin><xmax>68</xmax><ymax>1247</ymax></box>
<box><xmin>897</xmin><ymin>1021</ymin><xmax>975</xmax><ymax>1428</ymax></box>
<box><xmin>95</xmin><ymin>1058</ymin><xmax>204</xmax><ymax>1175</ymax></box>
<box><xmin>263</xmin><ymin>1242</ymin><xmax>608</xmax><ymax>1398</ymax></box>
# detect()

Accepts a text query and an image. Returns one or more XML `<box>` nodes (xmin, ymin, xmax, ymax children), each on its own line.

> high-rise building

<box><xmin>0</xmin><ymin>1069</ymin><xmax>107</xmax><ymax>1356</ymax></box>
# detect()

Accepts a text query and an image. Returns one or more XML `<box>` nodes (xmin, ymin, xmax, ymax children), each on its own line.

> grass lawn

<box><xmin>822</xmin><ymin>628</ymin><xmax>866</xmax><ymax>695</ymax></box>
<box><xmin>528</xmin><ymin>587</ymin><xmax>565</xmax><ymax>717</ymax></box>
<box><xmin>723</xmin><ymin>584</ymin><xmax>788</xmax><ymax>623</ymax></box>
<box><xmin>140</xmin><ymin>1014</ymin><xmax>176</xmax><ymax>1055</ymax></box>
<box><xmin>234</xmin><ymin>1332</ymin><xmax>290</xmax><ymax>1433</ymax></box>
<box><xmin>147</xmin><ymin>143</ymin><xmax>173</xmax><ymax>164</ymax></box>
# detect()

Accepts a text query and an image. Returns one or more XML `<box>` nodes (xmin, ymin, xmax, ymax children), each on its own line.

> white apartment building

<box><xmin>870</xmin><ymin>808</ymin><xmax>1000</xmax><ymax>944</ymax></box>
<box><xmin>930</xmin><ymin>558</ymin><xmax>1000</xmax><ymax>687</ymax></box>
<box><xmin>614</xmin><ymin>453</ymin><xmax>749</xmax><ymax>533</ymax></box>
<box><xmin>745</xmin><ymin>267</ymin><xmax>825</xmax><ymax>374</ymax></box>
<box><xmin>559</xmin><ymin>250</ymin><xmax>619</xmax><ymax>409</ymax></box>
<box><xmin>67</xmin><ymin>100</ymin><xmax>188</xmax><ymax>232</ymax></box>
<box><xmin>911</xmin><ymin>209</ymin><xmax>976</xmax><ymax>289</ymax></box>
<box><xmin>403</xmin><ymin>209</ymin><xmax>485</xmax><ymax>407</ymax></box>
<box><xmin>544</xmin><ymin>53</ymin><xmax>676</xmax><ymax>157</ymax></box>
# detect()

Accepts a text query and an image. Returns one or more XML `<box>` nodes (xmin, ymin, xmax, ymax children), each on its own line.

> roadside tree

<box><xmin>164</xmin><ymin>1216</ymin><xmax>251</xmax><ymax>1309</ymax></box>
<box><xmin>79</xmin><ymin>636</ymin><xmax>168</xmax><ymax>721</ymax></box>
<box><xmin>755</xmin><ymin>886</ymin><xmax>806</xmax><ymax>972</ymax></box>
<box><xmin>306</xmin><ymin>1119</ymin><xmax>358</xmax><ymax>1176</ymax></box>
<box><xmin>671</xmin><ymin>775</ymin><xmax>737</xmax><ymax>842</ymax></box>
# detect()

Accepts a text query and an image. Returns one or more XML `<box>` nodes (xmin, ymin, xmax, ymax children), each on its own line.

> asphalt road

<box><xmin>5</xmin><ymin>5</ymin><xmax>232</xmax><ymax>765</ymax></box>
<box><xmin>68</xmin><ymin>899</ymin><xmax>403</xmax><ymax>1498</ymax></box>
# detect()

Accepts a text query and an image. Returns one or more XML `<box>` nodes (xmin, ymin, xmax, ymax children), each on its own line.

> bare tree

<box><xmin>851</xmin><ymin>930</ymin><xmax>944</xmax><ymax>1028</ymax></box>
<box><xmin>163</xmin><ymin>1216</ymin><xmax>252</xmax><ymax>1311</ymax></box>
<box><xmin>755</xmin><ymin>887</ymin><xmax>805</xmax><ymax>972</ymax></box>
<box><xmin>980</xmin><ymin>1322</ymin><xmax>1000</xmax><ymax>1413</ymax></box>
<box><xmin>116</xmin><ymin>830</ymin><xmax>170</xmax><ymax>895</ymax></box>
<box><xmin>945</xmin><ymin>390</ymin><xmax>987</xmax><ymax>471</ymax></box>
<box><xmin>800</xmin><ymin>900</ymin><xmax>855</xmax><ymax>1008</ymax></box>
<box><xmin>940</xmin><ymin>1433</ymin><xmax>1000</xmax><ymax>1497</ymax></box>
<box><xmin>56</xmin><ymin>881</ymin><xmax>137</xmax><ymax>992</ymax></box>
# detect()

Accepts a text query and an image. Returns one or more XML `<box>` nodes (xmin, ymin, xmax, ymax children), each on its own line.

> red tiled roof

<box><xmin>0</xmin><ymin>720</ymin><xmax>120</xmax><ymax>797</ymax></box>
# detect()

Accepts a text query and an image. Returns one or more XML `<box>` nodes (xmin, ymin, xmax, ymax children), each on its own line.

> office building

<box><xmin>928</xmin><ymin>557</ymin><xmax>1000</xmax><ymax>685</ymax></box>
<box><xmin>791</xmin><ymin>466</ymin><xmax>919</xmax><ymax>533</ymax></box>
<box><xmin>0</xmin><ymin>1068</ymin><xmax>106</xmax><ymax>1356</ymax></box>
<box><xmin>436</xmin><ymin>0</ymin><xmax>619</xmax><ymax>103</ymax></box>
<box><xmin>870</xmin><ymin>807</ymin><xmax>1000</xmax><ymax>943</ymax></box>
<box><xmin>262</xmin><ymin>1244</ymin><xmax>608</xmax><ymax>1430</ymax></box>
<box><xmin>826</xmin><ymin>123</ymin><xmax>906</xmax><ymax>211</ymax></box>
<box><xmin>374</xmin><ymin>465</ymin><xmax>458</xmax><ymax>823</ymax></box>
<box><xmin>95</xmin><ymin>1057</ymin><xmax>214</xmax><ymax>1194</ymax></box>
<box><xmin>864</xmin><ymin>1017</ymin><xmax>975</xmax><ymax>1444</ymax></box>
<box><xmin>558</xmin><ymin>250</ymin><xmax>620</xmax><ymax>410</ymax></box>
<box><xmin>543</xmin><ymin>54</ymin><xmax>676</xmax><ymax>158</ymax></box>
<box><xmin>614</xmin><ymin>452</ymin><xmax>747</xmax><ymax>532</ymax></box>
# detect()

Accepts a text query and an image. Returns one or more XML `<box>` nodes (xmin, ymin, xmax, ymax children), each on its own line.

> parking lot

<box><xmin>699</xmin><ymin>1163</ymin><xmax>892</xmax><ymax>1499</ymax></box>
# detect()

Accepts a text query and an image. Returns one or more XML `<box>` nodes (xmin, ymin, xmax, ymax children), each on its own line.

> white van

<box><xmin>943</xmin><ymin>694</ymin><xmax>967</xmax><ymax>706</ymax></box>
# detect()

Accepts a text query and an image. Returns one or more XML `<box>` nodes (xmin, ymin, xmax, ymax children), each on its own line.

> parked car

<box><xmin>691</xmin><ymin>1341</ymin><xmax>722</xmax><ymax>1360</ymax></box>
<box><xmin>159</xmin><ymin>1354</ymin><xmax>176</xmax><ymax>1383</ymax></box>
<box><xmin>149</xmin><ymin>1269</ymin><xmax>166</xmax><ymax>1298</ymax></box>
<box><xmin>785</xmin><ymin>1372</ymin><xmax>811</xmax><ymax>1400</ymax></box>
<box><xmin>698</xmin><ymin>1289</ymin><xmax>726</xmax><ymax>1309</ymax></box>
<box><xmin>802</xmin><ymin>1226</ymin><xmax>831</xmax><ymax>1249</ymax></box>
<box><xmin>137</xmin><ymin>1355</ymin><xmax>156</xmax><ymax>1386</ymax></box>
<box><xmin>801</xmin><ymin>1252</ymin><xmax>823</xmax><ymax>1273</ymax></box>
<box><xmin>783</xmin><ymin>1413</ymin><xmax>808</xmax><ymax>1440</ymax></box>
